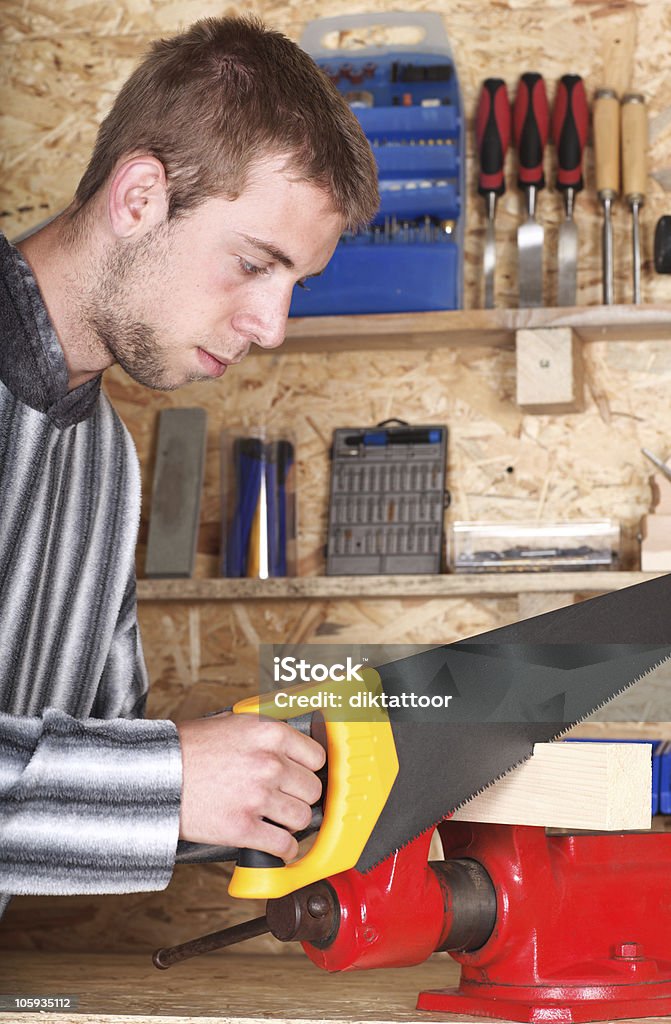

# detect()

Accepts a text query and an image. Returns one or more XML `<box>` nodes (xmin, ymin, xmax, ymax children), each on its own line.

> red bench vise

<box><xmin>277</xmin><ymin>822</ymin><xmax>671</xmax><ymax>1023</ymax></box>
<box><xmin>155</xmin><ymin>821</ymin><xmax>671</xmax><ymax>1022</ymax></box>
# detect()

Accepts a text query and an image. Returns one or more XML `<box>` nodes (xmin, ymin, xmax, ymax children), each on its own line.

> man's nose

<box><xmin>234</xmin><ymin>288</ymin><xmax>292</xmax><ymax>351</ymax></box>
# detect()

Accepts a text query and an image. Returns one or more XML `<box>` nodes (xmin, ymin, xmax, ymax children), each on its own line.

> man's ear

<box><xmin>107</xmin><ymin>156</ymin><xmax>169</xmax><ymax>238</ymax></box>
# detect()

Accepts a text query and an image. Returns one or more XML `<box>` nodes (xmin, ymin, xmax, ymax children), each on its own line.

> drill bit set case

<box><xmin>449</xmin><ymin>519</ymin><xmax>620</xmax><ymax>573</ymax></box>
<box><xmin>326</xmin><ymin>421</ymin><xmax>449</xmax><ymax>575</ymax></box>
<box><xmin>290</xmin><ymin>13</ymin><xmax>465</xmax><ymax>316</ymax></box>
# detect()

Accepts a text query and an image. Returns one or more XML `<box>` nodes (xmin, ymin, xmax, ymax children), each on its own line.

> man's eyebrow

<box><xmin>238</xmin><ymin>233</ymin><xmax>295</xmax><ymax>269</ymax></box>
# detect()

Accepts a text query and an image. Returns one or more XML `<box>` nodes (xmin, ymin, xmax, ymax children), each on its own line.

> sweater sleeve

<box><xmin>0</xmin><ymin>708</ymin><xmax>182</xmax><ymax>896</ymax></box>
<box><xmin>0</xmin><ymin>563</ymin><xmax>183</xmax><ymax>897</ymax></box>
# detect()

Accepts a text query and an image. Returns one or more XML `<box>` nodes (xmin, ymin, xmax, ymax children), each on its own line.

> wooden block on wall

<box><xmin>640</xmin><ymin>513</ymin><xmax>671</xmax><ymax>572</ymax></box>
<box><xmin>452</xmin><ymin>741</ymin><xmax>651</xmax><ymax>830</ymax></box>
<box><xmin>145</xmin><ymin>408</ymin><xmax>207</xmax><ymax>578</ymax></box>
<box><xmin>516</xmin><ymin>327</ymin><xmax>584</xmax><ymax>413</ymax></box>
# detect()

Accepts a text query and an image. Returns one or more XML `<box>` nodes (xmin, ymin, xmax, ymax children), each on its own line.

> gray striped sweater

<box><xmin>0</xmin><ymin>233</ymin><xmax>182</xmax><ymax>914</ymax></box>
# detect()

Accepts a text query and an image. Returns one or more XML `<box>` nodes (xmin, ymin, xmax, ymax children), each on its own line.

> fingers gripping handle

<box><xmin>514</xmin><ymin>72</ymin><xmax>550</xmax><ymax>189</ymax></box>
<box><xmin>476</xmin><ymin>78</ymin><xmax>511</xmax><ymax>197</ymax></box>
<box><xmin>553</xmin><ymin>74</ymin><xmax>589</xmax><ymax>191</ymax></box>
<box><xmin>236</xmin><ymin>711</ymin><xmax>315</xmax><ymax>871</ymax></box>
<box><xmin>228</xmin><ymin>670</ymin><xmax>399</xmax><ymax>900</ymax></box>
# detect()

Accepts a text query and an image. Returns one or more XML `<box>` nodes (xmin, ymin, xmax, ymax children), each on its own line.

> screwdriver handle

<box><xmin>513</xmin><ymin>72</ymin><xmax>550</xmax><ymax>189</ymax></box>
<box><xmin>553</xmin><ymin>74</ymin><xmax>589</xmax><ymax>191</ymax></box>
<box><xmin>476</xmin><ymin>78</ymin><xmax>511</xmax><ymax>197</ymax></box>
<box><xmin>593</xmin><ymin>88</ymin><xmax>620</xmax><ymax>197</ymax></box>
<box><xmin>621</xmin><ymin>93</ymin><xmax>647</xmax><ymax>201</ymax></box>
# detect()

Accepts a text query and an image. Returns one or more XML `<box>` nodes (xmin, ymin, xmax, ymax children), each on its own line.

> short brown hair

<box><xmin>72</xmin><ymin>16</ymin><xmax>379</xmax><ymax>230</ymax></box>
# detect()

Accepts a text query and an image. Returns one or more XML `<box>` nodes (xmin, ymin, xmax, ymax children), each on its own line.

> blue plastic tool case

<box><xmin>658</xmin><ymin>740</ymin><xmax>671</xmax><ymax>814</ymax></box>
<box><xmin>290</xmin><ymin>13</ymin><xmax>465</xmax><ymax>316</ymax></box>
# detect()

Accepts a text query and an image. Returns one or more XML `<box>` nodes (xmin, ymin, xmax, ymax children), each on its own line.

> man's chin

<box><xmin>112</xmin><ymin>359</ymin><xmax>180</xmax><ymax>392</ymax></box>
<box><xmin>114</xmin><ymin>347</ymin><xmax>230</xmax><ymax>391</ymax></box>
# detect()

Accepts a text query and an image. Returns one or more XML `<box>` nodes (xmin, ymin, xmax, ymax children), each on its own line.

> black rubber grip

<box><xmin>476</xmin><ymin>78</ymin><xmax>511</xmax><ymax>197</ymax></box>
<box><xmin>553</xmin><ymin>74</ymin><xmax>589</xmax><ymax>192</ymax></box>
<box><xmin>654</xmin><ymin>215</ymin><xmax>671</xmax><ymax>273</ymax></box>
<box><xmin>513</xmin><ymin>72</ymin><xmax>550</xmax><ymax>189</ymax></box>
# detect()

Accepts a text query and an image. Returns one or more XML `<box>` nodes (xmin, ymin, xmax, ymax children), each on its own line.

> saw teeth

<box><xmin>361</xmin><ymin>651</ymin><xmax>671</xmax><ymax>874</ymax></box>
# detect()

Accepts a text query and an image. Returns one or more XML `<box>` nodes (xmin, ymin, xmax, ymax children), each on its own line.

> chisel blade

<box><xmin>483</xmin><ymin>218</ymin><xmax>496</xmax><ymax>308</ymax></box>
<box><xmin>557</xmin><ymin>217</ymin><xmax>578</xmax><ymax>306</ymax></box>
<box><xmin>518</xmin><ymin>218</ymin><xmax>544</xmax><ymax>307</ymax></box>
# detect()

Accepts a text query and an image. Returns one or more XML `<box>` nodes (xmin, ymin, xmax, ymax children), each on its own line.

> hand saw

<box><xmin>180</xmin><ymin>573</ymin><xmax>671</xmax><ymax>899</ymax></box>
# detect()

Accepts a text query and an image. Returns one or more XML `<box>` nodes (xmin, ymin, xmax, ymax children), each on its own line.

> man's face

<box><xmin>88</xmin><ymin>157</ymin><xmax>344</xmax><ymax>390</ymax></box>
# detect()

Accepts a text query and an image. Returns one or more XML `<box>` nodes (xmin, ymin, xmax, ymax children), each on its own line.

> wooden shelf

<box><xmin>272</xmin><ymin>304</ymin><xmax>671</xmax><ymax>353</ymax></box>
<box><xmin>137</xmin><ymin>570</ymin><xmax>664</xmax><ymax>602</ymax></box>
<box><xmin>139</xmin><ymin>305</ymin><xmax>671</xmax><ymax>604</ymax></box>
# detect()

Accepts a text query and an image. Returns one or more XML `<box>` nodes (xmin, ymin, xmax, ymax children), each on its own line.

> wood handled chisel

<box><xmin>593</xmin><ymin>88</ymin><xmax>620</xmax><ymax>304</ymax></box>
<box><xmin>475</xmin><ymin>78</ymin><xmax>511</xmax><ymax>308</ymax></box>
<box><xmin>621</xmin><ymin>93</ymin><xmax>647</xmax><ymax>304</ymax></box>
<box><xmin>513</xmin><ymin>72</ymin><xmax>550</xmax><ymax>307</ymax></box>
<box><xmin>552</xmin><ymin>74</ymin><xmax>589</xmax><ymax>306</ymax></box>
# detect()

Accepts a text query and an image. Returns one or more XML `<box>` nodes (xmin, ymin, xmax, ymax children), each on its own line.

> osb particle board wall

<box><xmin>1</xmin><ymin>0</ymin><xmax>671</xmax><ymax>954</ymax></box>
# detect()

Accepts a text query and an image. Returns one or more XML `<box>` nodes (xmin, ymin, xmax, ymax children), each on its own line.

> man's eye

<box><xmin>238</xmin><ymin>258</ymin><xmax>268</xmax><ymax>276</ymax></box>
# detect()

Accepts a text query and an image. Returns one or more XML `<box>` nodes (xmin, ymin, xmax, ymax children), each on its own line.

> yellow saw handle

<box><xmin>228</xmin><ymin>667</ymin><xmax>398</xmax><ymax>900</ymax></box>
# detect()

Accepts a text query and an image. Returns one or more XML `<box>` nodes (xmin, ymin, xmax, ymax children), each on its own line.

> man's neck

<box><xmin>17</xmin><ymin>214</ymin><xmax>115</xmax><ymax>391</ymax></box>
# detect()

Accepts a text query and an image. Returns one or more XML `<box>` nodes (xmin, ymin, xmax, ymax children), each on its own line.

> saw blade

<box><xmin>357</xmin><ymin>573</ymin><xmax>671</xmax><ymax>872</ymax></box>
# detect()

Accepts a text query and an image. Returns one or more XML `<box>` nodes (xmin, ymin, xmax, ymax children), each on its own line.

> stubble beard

<box><xmin>84</xmin><ymin>227</ymin><xmax>194</xmax><ymax>392</ymax></box>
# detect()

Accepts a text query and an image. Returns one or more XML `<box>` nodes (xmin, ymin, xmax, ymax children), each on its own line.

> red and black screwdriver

<box><xmin>476</xmin><ymin>78</ymin><xmax>511</xmax><ymax>308</ymax></box>
<box><xmin>552</xmin><ymin>74</ymin><xmax>589</xmax><ymax>306</ymax></box>
<box><xmin>513</xmin><ymin>72</ymin><xmax>550</xmax><ymax>307</ymax></box>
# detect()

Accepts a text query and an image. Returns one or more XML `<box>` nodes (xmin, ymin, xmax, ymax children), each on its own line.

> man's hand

<box><xmin>176</xmin><ymin>713</ymin><xmax>325</xmax><ymax>861</ymax></box>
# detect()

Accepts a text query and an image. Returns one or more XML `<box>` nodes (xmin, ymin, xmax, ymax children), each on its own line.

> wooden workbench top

<box><xmin>1</xmin><ymin>951</ymin><xmax>669</xmax><ymax>1024</ymax></box>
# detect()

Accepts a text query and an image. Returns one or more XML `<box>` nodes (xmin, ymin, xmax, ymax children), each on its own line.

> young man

<box><xmin>0</xmin><ymin>16</ymin><xmax>379</xmax><ymax>913</ymax></box>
